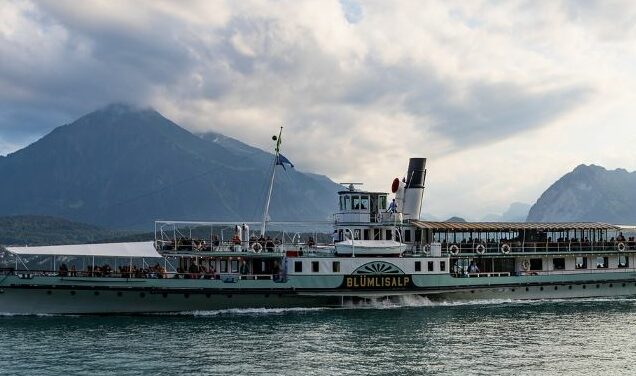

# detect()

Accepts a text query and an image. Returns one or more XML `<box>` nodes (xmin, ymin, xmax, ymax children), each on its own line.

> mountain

<box><xmin>445</xmin><ymin>216</ymin><xmax>467</xmax><ymax>222</ymax></box>
<box><xmin>0</xmin><ymin>104</ymin><xmax>342</xmax><ymax>229</ymax></box>
<box><xmin>526</xmin><ymin>164</ymin><xmax>636</xmax><ymax>223</ymax></box>
<box><xmin>0</xmin><ymin>215</ymin><xmax>146</xmax><ymax>246</ymax></box>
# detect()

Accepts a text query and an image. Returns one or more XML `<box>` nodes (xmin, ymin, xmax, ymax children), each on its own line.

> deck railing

<box><xmin>0</xmin><ymin>268</ymin><xmax>285</xmax><ymax>281</ymax></box>
<box><xmin>441</xmin><ymin>240</ymin><xmax>636</xmax><ymax>255</ymax></box>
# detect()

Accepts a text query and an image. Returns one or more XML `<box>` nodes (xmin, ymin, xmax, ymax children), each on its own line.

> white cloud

<box><xmin>2</xmin><ymin>0</ymin><xmax>636</xmax><ymax>219</ymax></box>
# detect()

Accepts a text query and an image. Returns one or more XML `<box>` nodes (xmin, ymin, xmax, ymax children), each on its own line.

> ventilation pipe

<box><xmin>402</xmin><ymin>158</ymin><xmax>427</xmax><ymax>219</ymax></box>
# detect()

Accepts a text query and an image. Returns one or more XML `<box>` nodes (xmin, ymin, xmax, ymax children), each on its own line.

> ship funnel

<box><xmin>402</xmin><ymin>158</ymin><xmax>427</xmax><ymax>219</ymax></box>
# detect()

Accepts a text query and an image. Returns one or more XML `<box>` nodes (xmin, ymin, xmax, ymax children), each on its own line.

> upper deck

<box><xmin>410</xmin><ymin>220</ymin><xmax>636</xmax><ymax>255</ymax></box>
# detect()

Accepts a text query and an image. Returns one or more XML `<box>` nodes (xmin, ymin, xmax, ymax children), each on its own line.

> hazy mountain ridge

<box><xmin>527</xmin><ymin>164</ymin><xmax>636</xmax><ymax>223</ymax></box>
<box><xmin>0</xmin><ymin>104</ymin><xmax>342</xmax><ymax>229</ymax></box>
<box><xmin>0</xmin><ymin>215</ymin><xmax>143</xmax><ymax>246</ymax></box>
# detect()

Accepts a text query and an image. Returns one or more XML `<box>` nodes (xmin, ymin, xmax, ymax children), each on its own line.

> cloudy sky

<box><xmin>2</xmin><ymin>0</ymin><xmax>636</xmax><ymax>220</ymax></box>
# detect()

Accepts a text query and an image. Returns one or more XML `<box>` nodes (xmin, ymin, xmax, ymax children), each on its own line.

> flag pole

<box><xmin>261</xmin><ymin>126</ymin><xmax>283</xmax><ymax>236</ymax></box>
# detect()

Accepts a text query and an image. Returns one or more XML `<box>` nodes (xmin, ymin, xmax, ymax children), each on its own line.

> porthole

<box><xmin>582</xmin><ymin>285</ymin><xmax>586</xmax><ymax>289</ymax></box>
<box><xmin>525</xmin><ymin>287</ymin><xmax>529</xmax><ymax>292</ymax></box>
<box><xmin>265</xmin><ymin>294</ymin><xmax>270</xmax><ymax>298</ymax></box>
<box><xmin>205</xmin><ymin>293</ymin><xmax>211</xmax><ymax>298</ymax></box>
<box><xmin>609</xmin><ymin>284</ymin><xmax>613</xmax><ymax>288</ymax></box>
<box><xmin>70</xmin><ymin>291</ymin><xmax>76</xmax><ymax>296</ymax></box>
<box><xmin>554</xmin><ymin>286</ymin><xmax>558</xmax><ymax>291</ymax></box>
<box><xmin>162</xmin><ymin>293</ymin><xmax>168</xmax><ymax>298</ymax></box>
<box><xmin>568</xmin><ymin>286</ymin><xmax>572</xmax><ymax>290</ymax></box>
<box><xmin>470</xmin><ymin>290</ymin><xmax>475</xmax><ymax>294</ymax></box>
<box><xmin>94</xmin><ymin>291</ymin><xmax>100</xmax><ymax>296</ymax></box>
<box><xmin>596</xmin><ymin>284</ymin><xmax>600</xmax><ymax>289</ymax></box>
<box><xmin>622</xmin><ymin>283</ymin><xmax>626</xmax><ymax>287</ymax></box>
<box><xmin>511</xmin><ymin>288</ymin><xmax>515</xmax><ymax>292</ymax></box>
<box><xmin>140</xmin><ymin>292</ymin><xmax>146</xmax><ymax>298</ymax></box>
<box><xmin>184</xmin><ymin>293</ymin><xmax>190</xmax><ymax>299</ymax></box>
<box><xmin>540</xmin><ymin>287</ymin><xmax>544</xmax><ymax>291</ymax></box>
<box><xmin>227</xmin><ymin>294</ymin><xmax>233</xmax><ymax>298</ymax></box>
<box><xmin>117</xmin><ymin>291</ymin><xmax>123</xmax><ymax>297</ymax></box>
<box><xmin>46</xmin><ymin>290</ymin><xmax>52</xmax><ymax>295</ymax></box>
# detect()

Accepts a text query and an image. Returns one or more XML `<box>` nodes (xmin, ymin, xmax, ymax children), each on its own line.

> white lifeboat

<box><xmin>335</xmin><ymin>239</ymin><xmax>406</xmax><ymax>256</ymax></box>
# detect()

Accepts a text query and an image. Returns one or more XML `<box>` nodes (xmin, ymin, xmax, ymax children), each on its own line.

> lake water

<box><xmin>1</xmin><ymin>296</ymin><xmax>635</xmax><ymax>375</ymax></box>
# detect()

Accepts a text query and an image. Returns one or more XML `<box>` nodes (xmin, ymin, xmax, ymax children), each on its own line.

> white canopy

<box><xmin>6</xmin><ymin>241</ymin><xmax>162</xmax><ymax>258</ymax></box>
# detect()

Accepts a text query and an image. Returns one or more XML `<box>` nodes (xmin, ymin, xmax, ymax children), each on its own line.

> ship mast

<box><xmin>261</xmin><ymin>126</ymin><xmax>283</xmax><ymax>236</ymax></box>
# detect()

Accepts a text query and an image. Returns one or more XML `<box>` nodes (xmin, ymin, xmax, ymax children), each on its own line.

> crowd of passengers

<box><xmin>160</xmin><ymin>234</ymin><xmax>317</xmax><ymax>252</ymax></box>
<box><xmin>56</xmin><ymin>260</ymin><xmax>282</xmax><ymax>280</ymax></box>
<box><xmin>57</xmin><ymin>263</ymin><xmax>168</xmax><ymax>278</ymax></box>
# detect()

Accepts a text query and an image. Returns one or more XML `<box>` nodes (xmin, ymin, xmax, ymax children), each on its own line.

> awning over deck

<box><xmin>409</xmin><ymin>220</ymin><xmax>621</xmax><ymax>232</ymax></box>
<box><xmin>6</xmin><ymin>241</ymin><xmax>162</xmax><ymax>258</ymax></box>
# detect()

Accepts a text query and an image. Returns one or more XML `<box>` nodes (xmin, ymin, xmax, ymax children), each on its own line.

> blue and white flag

<box><xmin>276</xmin><ymin>154</ymin><xmax>294</xmax><ymax>170</ymax></box>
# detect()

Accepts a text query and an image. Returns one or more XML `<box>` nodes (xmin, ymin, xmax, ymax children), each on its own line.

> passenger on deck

<box><xmin>468</xmin><ymin>261</ymin><xmax>480</xmax><ymax>274</ymax></box>
<box><xmin>59</xmin><ymin>263</ymin><xmax>68</xmax><ymax>277</ymax></box>
<box><xmin>212</xmin><ymin>235</ymin><xmax>220</xmax><ymax>247</ymax></box>
<box><xmin>232</xmin><ymin>234</ymin><xmax>241</xmax><ymax>245</ymax></box>
<box><xmin>240</xmin><ymin>260</ymin><xmax>249</xmax><ymax>275</ymax></box>
<box><xmin>387</xmin><ymin>199</ymin><xmax>397</xmax><ymax>213</ymax></box>
<box><xmin>188</xmin><ymin>263</ymin><xmax>199</xmax><ymax>279</ymax></box>
<box><xmin>70</xmin><ymin>265</ymin><xmax>77</xmax><ymax>277</ymax></box>
<box><xmin>308</xmin><ymin>237</ymin><xmax>315</xmax><ymax>248</ymax></box>
<box><xmin>265</xmin><ymin>237</ymin><xmax>275</xmax><ymax>252</ymax></box>
<box><xmin>272</xmin><ymin>261</ymin><xmax>281</xmax><ymax>281</ymax></box>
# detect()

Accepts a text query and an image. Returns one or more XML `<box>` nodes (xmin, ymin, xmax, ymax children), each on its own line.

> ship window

<box><xmin>379</xmin><ymin>195</ymin><xmax>387</xmax><ymax>210</ymax></box>
<box><xmin>332</xmin><ymin>261</ymin><xmax>340</xmax><ymax>273</ymax></box>
<box><xmin>294</xmin><ymin>261</ymin><xmax>303</xmax><ymax>273</ymax></box>
<box><xmin>344</xmin><ymin>195</ymin><xmax>351</xmax><ymax>210</ymax></box>
<box><xmin>339</xmin><ymin>196</ymin><xmax>344</xmax><ymax>211</ymax></box>
<box><xmin>440</xmin><ymin>261</ymin><xmax>446</xmax><ymax>272</ymax></box>
<box><xmin>220</xmin><ymin>260</ymin><xmax>228</xmax><ymax>273</ymax></box>
<box><xmin>415</xmin><ymin>261</ymin><xmax>421</xmax><ymax>272</ymax></box>
<box><xmin>428</xmin><ymin>261</ymin><xmax>434</xmax><ymax>272</ymax></box>
<box><xmin>575</xmin><ymin>257</ymin><xmax>587</xmax><ymax>269</ymax></box>
<box><xmin>354</xmin><ymin>229</ymin><xmax>361</xmax><ymax>240</ymax></box>
<box><xmin>619</xmin><ymin>255</ymin><xmax>629</xmax><ymax>268</ymax></box>
<box><xmin>373</xmin><ymin>229</ymin><xmax>381</xmax><ymax>240</ymax></box>
<box><xmin>404</xmin><ymin>230</ymin><xmax>411</xmax><ymax>242</ymax></box>
<box><xmin>553</xmin><ymin>258</ymin><xmax>565</xmax><ymax>270</ymax></box>
<box><xmin>386</xmin><ymin>229</ymin><xmax>392</xmax><ymax>240</ymax></box>
<box><xmin>312</xmin><ymin>261</ymin><xmax>320</xmax><ymax>273</ymax></box>
<box><xmin>363</xmin><ymin>229</ymin><xmax>370</xmax><ymax>240</ymax></box>
<box><xmin>231</xmin><ymin>260</ymin><xmax>239</xmax><ymax>273</ymax></box>
<box><xmin>596</xmin><ymin>256</ymin><xmax>608</xmax><ymax>269</ymax></box>
<box><xmin>352</xmin><ymin>195</ymin><xmax>361</xmax><ymax>210</ymax></box>
<box><xmin>529</xmin><ymin>258</ymin><xmax>542</xmax><ymax>271</ymax></box>
<box><xmin>360</xmin><ymin>195</ymin><xmax>369</xmax><ymax>210</ymax></box>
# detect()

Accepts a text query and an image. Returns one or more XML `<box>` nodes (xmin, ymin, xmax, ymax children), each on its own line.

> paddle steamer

<box><xmin>1</xmin><ymin>133</ymin><xmax>635</xmax><ymax>313</ymax></box>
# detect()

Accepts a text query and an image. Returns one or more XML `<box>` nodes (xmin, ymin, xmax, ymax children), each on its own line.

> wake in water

<box><xmin>4</xmin><ymin>296</ymin><xmax>636</xmax><ymax>318</ymax></box>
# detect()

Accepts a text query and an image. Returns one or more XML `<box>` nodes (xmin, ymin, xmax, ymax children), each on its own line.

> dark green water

<box><xmin>1</xmin><ymin>297</ymin><xmax>635</xmax><ymax>375</ymax></box>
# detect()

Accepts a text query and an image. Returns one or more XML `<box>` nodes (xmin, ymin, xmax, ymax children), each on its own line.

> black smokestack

<box><xmin>406</xmin><ymin>158</ymin><xmax>426</xmax><ymax>189</ymax></box>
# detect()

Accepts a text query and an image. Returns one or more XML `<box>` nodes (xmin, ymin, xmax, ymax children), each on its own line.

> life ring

<box><xmin>522</xmin><ymin>259</ymin><xmax>530</xmax><ymax>271</ymax></box>
<box><xmin>501</xmin><ymin>244</ymin><xmax>511</xmax><ymax>255</ymax></box>
<box><xmin>449</xmin><ymin>244</ymin><xmax>459</xmax><ymax>256</ymax></box>
<box><xmin>422</xmin><ymin>244</ymin><xmax>431</xmax><ymax>256</ymax></box>
<box><xmin>617</xmin><ymin>242</ymin><xmax>626</xmax><ymax>252</ymax></box>
<box><xmin>251</xmin><ymin>243</ymin><xmax>263</xmax><ymax>253</ymax></box>
<box><xmin>475</xmin><ymin>244</ymin><xmax>486</xmax><ymax>255</ymax></box>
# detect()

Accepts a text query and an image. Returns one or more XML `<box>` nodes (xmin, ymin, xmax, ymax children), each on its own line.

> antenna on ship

<box><xmin>261</xmin><ymin>126</ymin><xmax>284</xmax><ymax>236</ymax></box>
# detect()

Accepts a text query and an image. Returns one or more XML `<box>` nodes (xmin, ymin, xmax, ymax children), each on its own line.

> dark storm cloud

<box><xmin>0</xmin><ymin>0</ymin><xmax>595</xmax><ymax>158</ymax></box>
